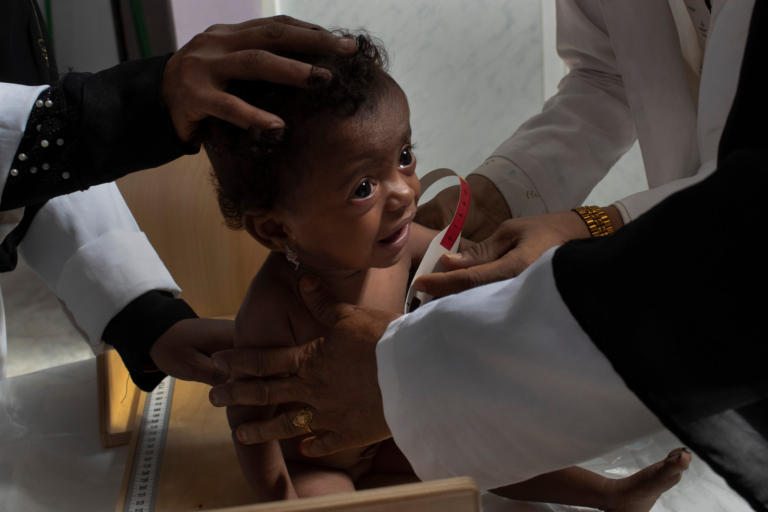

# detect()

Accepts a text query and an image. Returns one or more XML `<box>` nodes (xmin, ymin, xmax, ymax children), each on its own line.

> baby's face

<box><xmin>282</xmin><ymin>90</ymin><xmax>420</xmax><ymax>271</ymax></box>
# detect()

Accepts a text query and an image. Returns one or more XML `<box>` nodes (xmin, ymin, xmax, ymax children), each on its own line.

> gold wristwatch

<box><xmin>572</xmin><ymin>206</ymin><xmax>615</xmax><ymax>237</ymax></box>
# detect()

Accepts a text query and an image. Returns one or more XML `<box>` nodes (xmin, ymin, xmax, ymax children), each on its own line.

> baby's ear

<box><xmin>242</xmin><ymin>210</ymin><xmax>290</xmax><ymax>252</ymax></box>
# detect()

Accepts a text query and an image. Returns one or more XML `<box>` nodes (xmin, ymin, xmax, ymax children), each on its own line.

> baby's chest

<box><xmin>289</xmin><ymin>263</ymin><xmax>409</xmax><ymax>347</ymax></box>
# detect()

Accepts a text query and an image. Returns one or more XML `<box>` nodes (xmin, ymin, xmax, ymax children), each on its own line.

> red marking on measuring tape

<box><xmin>440</xmin><ymin>176</ymin><xmax>471</xmax><ymax>250</ymax></box>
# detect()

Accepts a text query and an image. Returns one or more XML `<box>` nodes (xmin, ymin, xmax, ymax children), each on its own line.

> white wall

<box><xmin>278</xmin><ymin>0</ymin><xmax>545</xmax><ymax>184</ymax></box>
<box><xmin>278</xmin><ymin>0</ymin><xmax>649</xmax><ymax>207</ymax></box>
<box><xmin>171</xmin><ymin>0</ymin><xmax>261</xmax><ymax>49</ymax></box>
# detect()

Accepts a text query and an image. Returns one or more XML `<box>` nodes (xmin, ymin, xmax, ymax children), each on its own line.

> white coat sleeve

<box><xmin>613</xmin><ymin>0</ymin><xmax>752</xmax><ymax>223</ymax></box>
<box><xmin>18</xmin><ymin>183</ymin><xmax>180</xmax><ymax>353</ymax></box>
<box><xmin>472</xmin><ymin>0</ymin><xmax>636</xmax><ymax>215</ymax></box>
<box><xmin>376</xmin><ymin>247</ymin><xmax>663</xmax><ymax>489</ymax></box>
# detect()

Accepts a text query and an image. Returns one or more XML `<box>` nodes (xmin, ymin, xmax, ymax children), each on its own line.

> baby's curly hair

<box><xmin>196</xmin><ymin>30</ymin><xmax>395</xmax><ymax>230</ymax></box>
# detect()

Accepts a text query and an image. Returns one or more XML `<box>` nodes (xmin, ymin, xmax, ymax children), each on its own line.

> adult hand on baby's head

<box><xmin>208</xmin><ymin>275</ymin><xmax>398</xmax><ymax>457</ymax></box>
<box><xmin>162</xmin><ymin>16</ymin><xmax>357</xmax><ymax>142</ymax></box>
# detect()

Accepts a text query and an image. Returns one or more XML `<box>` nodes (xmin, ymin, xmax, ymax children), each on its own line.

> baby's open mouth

<box><xmin>379</xmin><ymin>224</ymin><xmax>408</xmax><ymax>245</ymax></box>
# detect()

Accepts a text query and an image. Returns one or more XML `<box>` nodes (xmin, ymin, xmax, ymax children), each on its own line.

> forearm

<box><xmin>1</xmin><ymin>56</ymin><xmax>198</xmax><ymax>211</ymax></box>
<box><xmin>102</xmin><ymin>291</ymin><xmax>197</xmax><ymax>391</ymax></box>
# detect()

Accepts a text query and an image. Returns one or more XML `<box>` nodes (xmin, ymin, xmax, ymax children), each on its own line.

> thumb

<box><xmin>189</xmin><ymin>351</ymin><xmax>231</xmax><ymax>387</ymax></box>
<box><xmin>299</xmin><ymin>275</ymin><xmax>353</xmax><ymax>328</ymax></box>
<box><xmin>299</xmin><ymin>431</ymin><xmax>347</xmax><ymax>458</ymax></box>
<box><xmin>440</xmin><ymin>232</ymin><xmax>513</xmax><ymax>271</ymax></box>
<box><xmin>413</xmin><ymin>267</ymin><xmax>489</xmax><ymax>298</ymax></box>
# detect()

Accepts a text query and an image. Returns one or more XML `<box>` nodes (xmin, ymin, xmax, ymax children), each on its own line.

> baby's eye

<box><xmin>398</xmin><ymin>147</ymin><xmax>414</xmax><ymax>167</ymax></box>
<box><xmin>353</xmin><ymin>180</ymin><xmax>374</xmax><ymax>199</ymax></box>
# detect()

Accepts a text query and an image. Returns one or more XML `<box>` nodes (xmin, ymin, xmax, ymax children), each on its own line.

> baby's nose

<box><xmin>386</xmin><ymin>178</ymin><xmax>416</xmax><ymax>210</ymax></box>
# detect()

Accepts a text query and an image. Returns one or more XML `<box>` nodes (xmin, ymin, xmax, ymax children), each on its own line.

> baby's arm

<box><xmin>227</xmin><ymin>253</ymin><xmax>298</xmax><ymax>501</ymax></box>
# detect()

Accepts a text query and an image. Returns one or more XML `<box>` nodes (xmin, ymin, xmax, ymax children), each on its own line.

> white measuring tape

<box><xmin>122</xmin><ymin>377</ymin><xmax>175</xmax><ymax>512</ymax></box>
<box><xmin>405</xmin><ymin>168</ymin><xmax>471</xmax><ymax>314</ymax></box>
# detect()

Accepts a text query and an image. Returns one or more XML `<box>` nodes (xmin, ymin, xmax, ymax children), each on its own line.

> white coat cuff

<box><xmin>55</xmin><ymin>230</ymin><xmax>180</xmax><ymax>349</ymax></box>
<box><xmin>469</xmin><ymin>157</ymin><xmax>547</xmax><ymax>218</ymax></box>
<box><xmin>611</xmin><ymin>201</ymin><xmax>632</xmax><ymax>225</ymax></box>
<box><xmin>614</xmin><ymin>159</ymin><xmax>718</xmax><ymax>222</ymax></box>
<box><xmin>0</xmin><ymin>83</ymin><xmax>50</xmax><ymax>201</ymax></box>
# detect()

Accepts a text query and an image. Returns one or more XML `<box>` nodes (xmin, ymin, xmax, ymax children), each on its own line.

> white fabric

<box><xmin>0</xmin><ymin>360</ymin><xmax>130</xmax><ymax>511</ymax></box>
<box><xmin>471</xmin><ymin>0</ymin><xmax>752</xmax><ymax>223</ymax></box>
<box><xmin>378</xmin><ymin>247</ymin><xmax>664</xmax><ymax>489</ymax></box>
<box><xmin>469</xmin><ymin>157</ymin><xmax>547</xmax><ymax>219</ymax></box>
<box><xmin>18</xmin><ymin>183</ymin><xmax>180</xmax><ymax>352</ymax></box>
<box><xmin>0</xmin><ymin>288</ymin><xmax>6</xmax><ymax>380</ymax></box>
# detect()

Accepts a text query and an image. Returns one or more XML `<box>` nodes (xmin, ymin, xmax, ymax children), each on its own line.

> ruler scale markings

<box><xmin>123</xmin><ymin>377</ymin><xmax>175</xmax><ymax>512</ymax></box>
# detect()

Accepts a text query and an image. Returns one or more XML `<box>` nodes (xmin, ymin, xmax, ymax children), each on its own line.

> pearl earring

<box><xmin>285</xmin><ymin>244</ymin><xmax>299</xmax><ymax>270</ymax></box>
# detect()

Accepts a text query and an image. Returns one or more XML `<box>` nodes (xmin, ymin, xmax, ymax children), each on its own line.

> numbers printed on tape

<box><xmin>123</xmin><ymin>377</ymin><xmax>175</xmax><ymax>512</ymax></box>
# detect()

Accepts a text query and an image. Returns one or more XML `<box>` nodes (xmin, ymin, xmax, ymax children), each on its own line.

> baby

<box><xmin>198</xmin><ymin>30</ymin><xmax>691</xmax><ymax>511</ymax></box>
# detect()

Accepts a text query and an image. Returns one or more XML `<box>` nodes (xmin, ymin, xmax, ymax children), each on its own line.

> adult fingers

<box><xmin>224</xmin><ymin>22</ymin><xmax>356</xmax><ymax>54</ymax></box>
<box><xmin>439</xmin><ymin>228</ymin><xmax>519</xmax><ymax>271</ymax></box>
<box><xmin>212</xmin><ymin>50</ymin><xmax>331</xmax><ymax>88</ymax></box>
<box><xmin>299</xmin><ymin>275</ymin><xmax>355</xmax><ymax>328</ymax></box>
<box><xmin>300</xmin><ymin>431</ymin><xmax>348</xmax><ymax>457</ymax></box>
<box><xmin>187</xmin><ymin>351</ymin><xmax>231</xmax><ymax>387</ymax></box>
<box><xmin>208</xmin><ymin>15</ymin><xmax>327</xmax><ymax>34</ymax></box>
<box><xmin>212</xmin><ymin>346</ymin><xmax>304</xmax><ymax>378</ymax></box>
<box><xmin>205</xmin><ymin>90</ymin><xmax>285</xmax><ymax>131</ymax></box>
<box><xmin>236</xmin><ymin>407</ymin><xmax>324</xmax><ymax>445</ymax></box>
<box><xmin>413</xmin><ymin>257</ymin><xmax>522</xmax><ymax>298</ymax></box>
<box><xmin>208</xmin><ymin>376</ymin><xmax>305</xmax><ymax>407</ymax></box>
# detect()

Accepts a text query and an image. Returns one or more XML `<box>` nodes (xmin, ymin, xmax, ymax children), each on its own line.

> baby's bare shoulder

<box><xmin>235</xmin><ymin>252</ymin><xmax>306</xmax><ymax>349</ymax></box>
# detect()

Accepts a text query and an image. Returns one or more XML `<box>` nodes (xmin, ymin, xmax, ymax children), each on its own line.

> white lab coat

<box><xmin>379</xmin><ymin>0</ymin><xmax>754</xmax><ymax>488</ymax></box>
<box><xmin>0</xmin><ymin>83</ymin><xmax>180</xmax><ymax>378</ymax></box>
<box><xmin>473</xmin><ymin>0</ymin><xmax>751</xmax><ymax>223</ymax></box>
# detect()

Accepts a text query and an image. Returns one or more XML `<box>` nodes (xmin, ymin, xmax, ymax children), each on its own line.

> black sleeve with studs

<box><xmin>2</xmin><ymin>87</ymin><xmax>76</xmax><ymax>210</ymax></box>
<box><xmin>1</xmin><ymin>54</ymin><xmax>199</xmax><ymax>212</ymax></box>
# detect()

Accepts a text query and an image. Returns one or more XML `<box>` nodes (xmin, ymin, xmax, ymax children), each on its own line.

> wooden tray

<box><xmin>97</xmin><ymin>350</ymin><xmax>140</xmax><ymax>448</ymax></box>
<box><xmin>115</xmin><ymin>379</ymin><xmax>479</xmax><ymax>511</ymax></box>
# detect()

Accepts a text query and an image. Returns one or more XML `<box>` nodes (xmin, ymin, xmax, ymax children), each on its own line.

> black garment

<box><xmin>1</xmin><ymin>53</ymin><xmax>199</xmax><ymax>211</ymax></box>
<box><xmin>0</xmin><ymin>0</ymin><xmax>57</xmax><ymax>272</ymax></box>
<box><xmin>0</xmin><ymin>0</ymin><xmax>200</xmax><ymax>392</ymax></box>
<box><xmin>0</xmin><ymin>0</ymin><xmax>58</xmax><ymax>86</ymax></box>
<box><xmin>553</xmin><ymin>2</ymin><xmax>768</xmax><ymax>510</ymax></box>
<box><xmin>103</xmin><ymin>291</ymin><xmax>198</xmax><ymax>392</ymax></box>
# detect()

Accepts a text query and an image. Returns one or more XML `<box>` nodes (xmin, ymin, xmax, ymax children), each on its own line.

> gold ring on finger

<box><xmin>292</xmin><ymin>407</ymin><xmax>314</xmax><ymax>433</ymax></box>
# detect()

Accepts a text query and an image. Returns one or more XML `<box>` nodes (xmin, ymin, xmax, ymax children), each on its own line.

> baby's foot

<box><xmin>602</xmin><ymin>447</ymin><xmax>692</xmax><ymax>512</ymax></box>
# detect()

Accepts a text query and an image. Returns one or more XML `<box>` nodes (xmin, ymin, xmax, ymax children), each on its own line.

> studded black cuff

<box><xmin>2</xmin><ymin>87</ymin><xmax>78</xmax><ymax>211</ymax></box>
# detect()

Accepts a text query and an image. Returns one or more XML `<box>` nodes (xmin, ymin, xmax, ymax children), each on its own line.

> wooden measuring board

<box><xmin>97</xmin><ymin>350</ymin><xmax>141</xmax><ymax>448</ymax></box>
<box><xmin>115</xmin><ymin>379</ymin><xmax>479</xmax><ymax>511</ymax></box>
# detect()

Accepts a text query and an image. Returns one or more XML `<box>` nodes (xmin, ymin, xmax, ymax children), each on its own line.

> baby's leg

<box><xmin>287</xmin><ymin>462</ymin><xmax>356</xmax><ymax>498</ymax></box>
<box><xmin>490</xmin><ymin>448</ymin><xmax>692</xmax><ymax>512</ymax></box>
<box><xmin>357</xmin><ymin>439</ymin><xmax>421</xmax><ymax>490</ymax></box>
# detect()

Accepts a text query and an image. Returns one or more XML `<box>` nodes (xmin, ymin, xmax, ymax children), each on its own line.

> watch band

<box><xmin>572</xmin><ymin>206</ymin><xmax>615</xmax><ymax>237</ymax></box>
